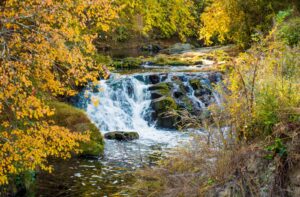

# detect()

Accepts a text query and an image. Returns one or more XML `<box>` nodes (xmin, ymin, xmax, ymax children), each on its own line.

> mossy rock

<box><xmin>151</xmin><ymin>96</ymin><xmax>177</xmax><ymax>114</ymax></box>
<box><xmin>49</xmin><ymin>101</ymin><xmax>104</xmax><ymax>157</ymax></box>
<box><xmin>148</xmin><ymin>82</ymin><xmax>172</xmax><ymax>96</ymax></box>
<box><xmin>104</xmin><ymin>131</ymin><xmax>139</xmax><ymax>141</ymax></box>
<box><xmin>111</xmin><ymin>57</ymin><xmax>143</xmax><ymax>69</ymax></box>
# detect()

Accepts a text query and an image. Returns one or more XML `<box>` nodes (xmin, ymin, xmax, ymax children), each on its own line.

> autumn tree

<box><xmin>199</xmin><ymin>0</ymin><xmax>295</xmax><ymax>47</ymax></box>
<box><xmin>0</xmin><ymin>0</ymin><xmax>116</xmax><ymax>185</ymax></box>
<box><xmin>109</xmin><ymin>0</ymin><xmax>201</xmax><ymax>42</ymax></box>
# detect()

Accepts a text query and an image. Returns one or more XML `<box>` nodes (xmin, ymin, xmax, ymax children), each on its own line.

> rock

<box><xmin>148</xmin><ymin>82</ymin><xmax>171</xmax><ymax>96</ymax></box>
<box><xmin>151</xmin><ymin>96</ymin><xmax>177</xmax><ymax>114</ymax></box>
<box><xmin>156</xmin><ymin>115</ymin><xmax>179</xmax><ymax>129</ymax></box>
<box><xmin>149</xmin><ymin>74</ymin><xmax>160</xmax><ymax>84</ymax></box>
<box><xmin>173</xmin><ymin>91</ymin><xmax>184</xmax><ymax>98</ymax></box>
<box><xmin>148</xmin><ymin>82</ymin><xmax>169</xmax><ymax>91</ymax></box>
<box><xmin>151</xmin><ymin>91</ymin><xmax>164</xmax><ymax>99</ymax></box>
<box><xmin>189</xmin><ymin>79</ymin><xmax>201</xmax><ymax>90</ymax></box>
<box><xmin>104</xmin><ymin>131</ymin><xmax>139</xmax><ymax>141</ymax></box>
<box><xmin>150</xmin><ymin>96</ymin><xmax>178</xmax><ymax>129</ymax></box>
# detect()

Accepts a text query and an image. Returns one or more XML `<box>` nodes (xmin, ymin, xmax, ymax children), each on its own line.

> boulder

<box><xmin>173</xmin><ymin>91</ymin><xmax>184</xmax><ymax>98</ymax></box>
<box><xmin>194</xmin><ymin>89</ymin><xmax>211</xmax><ymax>97</ymax></box>
<box><xmin>151</xmin><ymin>96</ymin><xmax>177</xmax><ymax>115</ymax></box>
<box><xmin>150</xmin><ymin>96</ymin><xmax>178</xmax><ymax>129</ymax></box>
<box><xmin>149</xmin><ymin>74</ymin><xmax>160</xmax><ymax>84</ymax></box>
<box><xmin>104</xmin><ymin>131</ymin><xmax>139</xmax><ymax>141</ymax></box>
<box><xmin>156</xmin><ymin>115</ymin><xmax>179</xmax><ymax>129</ymax></box>
<box><xmin>148</xmin><ymin>82</ymin><xmax>171</xmax><ymax>96</ymax></box>
<box><xmin>151</xmin><ymin>91</ymin><xmax>164</xmax><ymax>99</ymax></box>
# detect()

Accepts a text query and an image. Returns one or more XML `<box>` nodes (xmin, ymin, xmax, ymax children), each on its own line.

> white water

<box><xmin>77</xmin><ymin>71</ymin><xmax>222</xmax><ymax>164</ymax></box>
<box><xmin>85</xmin><ymin>74</ymin><xmax>184</xmax><ymax>146</ymax></box>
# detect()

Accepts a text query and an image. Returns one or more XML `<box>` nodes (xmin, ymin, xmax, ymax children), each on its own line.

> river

<box><xmin>32</xmin><ymin>60</ymin><xmax>221</xmax><ymax>196</ymax></box>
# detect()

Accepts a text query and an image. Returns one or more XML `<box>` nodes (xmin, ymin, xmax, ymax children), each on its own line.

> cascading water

<box><xmin>34</xmin><ymin>68</ymin><xmax>222</xmax><ymax>196</ymax></box>
<box><xmin>85</xmin><ymin>74</ymin><xmax>183</xmax><ymax>145</ymax></box>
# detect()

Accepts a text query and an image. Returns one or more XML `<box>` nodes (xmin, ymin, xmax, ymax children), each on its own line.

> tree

<box><xmin>199</xmin><ymin>0</ymin><xmax>294</xmax><ymax>47</ymax></box>
<box><xmin>110</xmin><ymin>0</ymin><xmax>200</xmax><ymax>41</ymax></box>
<box><xmin>0</xmin><ymin>0</ymin><xmax>116</xmax><ymax>185</ymax></box>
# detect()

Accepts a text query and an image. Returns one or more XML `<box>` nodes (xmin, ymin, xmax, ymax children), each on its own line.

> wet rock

<box><xmin>104</xmin><ymin>131</ymin><xmax>139</xmax><ymax>141</ymax></box>
<box><xmin>150</xmin><ymin>96</ymin><xmax>178</xmax><ymax>129</ymax></box>
<box><xmin>160</xmin><ymin>74</ymin><xmax>168</xmax><ymax>82</ymax></box>
<box><xmin>173</xmin><ymin>91</ymin><xmax>184</xmax><ymax>98</ymax></box>
<box><xmin>157</xmin><ymin>115</ymin><xmax>179</xmax><ymax>129</ymax></box>
<box><xmin>149</xmin><ymin>74</ymin><xmax>160</xmax><ymax>84</ymax></box>
<box><xmin>148</xmin><ymin>82</ymin><xmax>171</xmax><ymax>96</ymax></box>
<box><xmin>151</xmin><ymin>91</ymin><xmax>164</xmax><ymax>99</ymax></box>
<box><xmin>151</xmin><ymin>96</ymin><xmax>177</xmax><ymax>114</ymax></box>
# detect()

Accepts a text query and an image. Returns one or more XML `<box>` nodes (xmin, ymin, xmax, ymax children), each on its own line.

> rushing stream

<box><xmin>33</xmin><ymin>65</ymin><xmax>221</xmax><ymax>197</ymax></box>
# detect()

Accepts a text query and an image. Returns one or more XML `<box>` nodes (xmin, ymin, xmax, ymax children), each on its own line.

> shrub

<box><xmin>277</xmin><ymin>17</ymin><xmax>300</xmax><ymax>46</ymax></box>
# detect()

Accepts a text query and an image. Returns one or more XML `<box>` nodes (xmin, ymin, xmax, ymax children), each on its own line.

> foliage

<box><xmin>265</xmin><ymin>138</ymin><xmax>287</xmax><ymax>160</ymax></box>
<box><xmin>130</xmin><ymin>17</ymin><xmax>300</xmax><ymax>196</ymax></box>
<box><xmin>111</xmin><ymin>0</ymin><xmax>201</xmax><ymax>41</ymax></box>
<box><xmin>49</xmin><ymin>102</ymin><xmax>104</xmax><ymax>156</ymax></box>
<box><xmin>199</xmin><ymin>0</ymin><xmax>295</xmax><ymax>47</ymax></box>
<box><xmin>277</xmin><ymin>17</ymin><xmax>300</xmax><ymax>46</ymax></box>
<box><xmin>0</xmin><ymin>0</ymin><xmax>116</xmax><ymax>185</ymax></box>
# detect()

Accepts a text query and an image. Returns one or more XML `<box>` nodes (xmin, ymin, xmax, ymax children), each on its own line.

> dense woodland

<box><xmin>0</xmin><ymin>0</ymin><xmax>300</xmax><ymax>196</ymax></box>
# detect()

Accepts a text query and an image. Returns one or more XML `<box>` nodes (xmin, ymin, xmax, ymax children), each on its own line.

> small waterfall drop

<box><xmin>85</xmin><ymin>74</ymin><xmax>183</xmax><ymax>145</ymax></box>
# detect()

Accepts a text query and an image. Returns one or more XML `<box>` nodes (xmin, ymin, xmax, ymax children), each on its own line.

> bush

<box><xmin>277</xmin><ymin>17</ymin><xmax>300</xmax><ymax>46</ymax></box>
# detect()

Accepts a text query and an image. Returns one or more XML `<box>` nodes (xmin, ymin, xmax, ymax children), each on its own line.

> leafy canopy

<box><xmin>0</xmin><ymin>0</ymin><xmax>116</xmax><ymax>185</ymax></box>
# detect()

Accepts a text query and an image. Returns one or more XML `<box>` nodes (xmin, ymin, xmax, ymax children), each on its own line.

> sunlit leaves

<box><xmin>0</xmin><ymin>0</ymin><xmax>116</xmax><ymax>185</ymax></box>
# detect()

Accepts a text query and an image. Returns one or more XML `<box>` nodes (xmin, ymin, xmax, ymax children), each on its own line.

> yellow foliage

<box><xmin>0</xmin><ymin>0</ymin><xmax>116</xmax><ymax>185</ymax></box>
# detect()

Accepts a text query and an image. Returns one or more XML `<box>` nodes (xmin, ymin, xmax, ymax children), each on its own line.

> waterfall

<box><xmin>83</xmin><ymin>74</ymin><xmax>184</xmax><ymax>146</ymax></box>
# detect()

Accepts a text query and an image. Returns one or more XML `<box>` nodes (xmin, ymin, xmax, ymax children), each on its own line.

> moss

<box><xmin>277</xmin><ymin>17</ymin><xmax>300</xmax><ymax>47</ymax></box>
<box><xmin>49</xmin><ymin>101</ymin><xmax>104</xmax><ymax>157</ymax></box>
<box><xmin>146</xmin><ymin>54</ymin><xmax>204</xmax><ymax>66</ymax></box>
<box><xmin>111</xmin><ymin>57</ymin><xmax>143</xmax><ymax>69</ymax></box>
<box><xmin>151</xmin><ymin>96</ymin><xmax>177</xmax><ymax>113</ymax></box>
<box><xmin>149</xmin><ymin>82</ymin><xmax>172</xmax><ymax>96</ymax></box>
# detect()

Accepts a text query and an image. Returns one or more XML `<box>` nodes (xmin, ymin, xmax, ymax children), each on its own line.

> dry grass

<box><xmin>128</xmin><ymin>121</ymin><xmax>300</xmax><ymax>196</ymax></box>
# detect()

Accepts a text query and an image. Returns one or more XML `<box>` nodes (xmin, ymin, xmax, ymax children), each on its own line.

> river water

<box><xmin>33</xmin><ymin>64</ymin><xmax>221</xmax><ymax>197</ymax></box>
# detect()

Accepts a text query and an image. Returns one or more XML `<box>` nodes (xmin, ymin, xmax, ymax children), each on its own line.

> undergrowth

<box><xmin>128</xmin><ymin>14</ymin><xmax>300</xmax><ymax>197</ymax></box>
